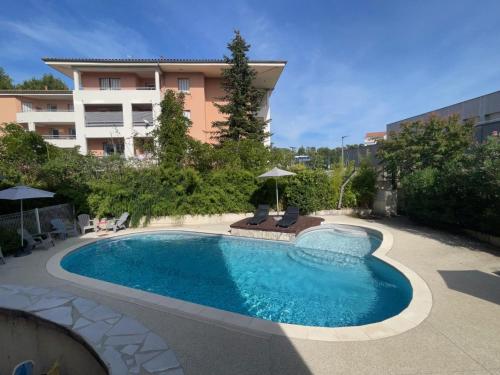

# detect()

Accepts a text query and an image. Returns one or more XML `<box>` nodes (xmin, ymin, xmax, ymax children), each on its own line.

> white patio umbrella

<box><xmin>258</xmin><ymin>167</ymin><xmax>296</xmax><ymax>215</ymax></box>
<box><xmin>0</xmin><ymin>186</ymin><xmax>55</xmax><ymax>247</ymax></box>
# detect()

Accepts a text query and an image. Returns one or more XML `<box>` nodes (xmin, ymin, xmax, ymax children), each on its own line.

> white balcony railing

<box><xmin>42</xmin><ymin>134</ymin><xmax>76</xmax><ymax>140</ymax></box>
<box><xmin>16</xmin><ymin>110</ymin><xmax>75</xmax><ymax>124</ymax></box>
<box><xmin>81</xmin><ymin>87</ymin><xmax>157</xmax><ymax>91</ymax></box>
<box><xmin>22</xmin><ymin>109</ymin><xmax>74</xmax><ymax>113</ymax></box>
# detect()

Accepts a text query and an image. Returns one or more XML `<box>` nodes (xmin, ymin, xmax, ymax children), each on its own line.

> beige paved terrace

<box><xmin>1</xmin><ymin>216</ymin><xmax>499</xmax><ymax>375</ymax></box>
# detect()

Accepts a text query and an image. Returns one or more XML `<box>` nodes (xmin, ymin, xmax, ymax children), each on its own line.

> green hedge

<box><xmin>284</xmin><ymin>169</ymin><xmax>335</xmax><ymax>214</ymax></box>
<box><xmin>0</xmin><ymin>228</ymin><xmax>20</xmax><ymax>255</ymax></box>
<box><xmin>401</xmin><ymin>138</ymin><xmax>500</xmax><ymax>236</ymax></box>
<box><xmin>86</xmin><ymin>164</ymin><xmax>376</xmax><ymax>222</ymax></box>
<box><xmin>0</xmin><ymin>125</ymin><xmax>379</xmax><ymax>227</ymax></box>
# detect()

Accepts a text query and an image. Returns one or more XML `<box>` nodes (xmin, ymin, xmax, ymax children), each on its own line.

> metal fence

<box><xmin>343</xmin><ymin>143</ymin><xmax>380</xmax><ymax>166</ymax></box>
<box><xmin>0</xmin><ymin>203</ymin><xmax>75</xmax><ymax>234</ymax></box>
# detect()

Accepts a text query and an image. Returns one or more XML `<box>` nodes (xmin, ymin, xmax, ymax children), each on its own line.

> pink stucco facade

<box><xmin>161</xmin><ymin>73</ymin><xmax>226</xmax><ymax>143</ymax></box>
<box><xmin>76</xmin><ymin>71</ymin><xmax>229</xmax><ymax>144</ymax></box>
<box><xmin>0</xmin><ymin>96</ymin><xmax>21</xmax><ymax>126</ymax></box>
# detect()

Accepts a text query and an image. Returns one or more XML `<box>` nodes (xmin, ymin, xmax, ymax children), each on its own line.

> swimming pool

<box><xmin>61</xmin><ymin>227</ymin><xmax>412</xmax><ymax>328</ymax></box>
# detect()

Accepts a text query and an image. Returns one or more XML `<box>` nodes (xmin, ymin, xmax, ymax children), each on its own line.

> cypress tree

<box><xmin>212</xmin><ymin>31</ymin><xmax>269</xmax><ymax>143</ymax></box>
<box><xmin>152</xmin><ymin>90</ymin><xmax>192</xmax><ymax>167</ymax></box>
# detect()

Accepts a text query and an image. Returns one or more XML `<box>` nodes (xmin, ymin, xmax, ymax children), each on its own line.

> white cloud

<box><xmin>0</xmin><ymin>18</ymin><xmax>152</xmax><ymax>59</ymax></box>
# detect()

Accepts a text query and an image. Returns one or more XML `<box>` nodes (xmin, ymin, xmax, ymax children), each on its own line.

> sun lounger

<box><xmin>77</xmin><ymin>214</ymin><xmax>98</xmax><ymax>234</ymax></box>
<box><xmin>110</xmin><ymin>212</ymin><xmax>129</xmax><ymax>232</ymax></box>
<box><xmin>276</xmin><ymin>206</ymin><xmax>300</xmax><ymax>228</ymax></box>
<box><xmin>17</xmin><ymin>229</ymin><xmax>54</xmax><ymax>250</ymax></box>
<box><xmin>248</xmin><ymin>204</ymin><xmax>269</xmax><ymax>225</ymax></box>
<box><xmin>50</xmin><ymin>218</ymin><xmax>78</xmax><ymax>239</ymax></box>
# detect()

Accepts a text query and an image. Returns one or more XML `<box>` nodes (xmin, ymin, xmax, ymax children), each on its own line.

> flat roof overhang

<box><xmin>0</xmin><ymin>90</ymin><xmax>73</xmax><ymax>100</ymax></box>
<box><xmin>43</xmin><ymin>58</ymin><xmax>286</xmax><ymax>90</ymax></box>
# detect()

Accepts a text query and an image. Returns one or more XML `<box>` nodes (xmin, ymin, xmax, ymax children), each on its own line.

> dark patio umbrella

<box><xmin>0</xmin><ymin>186</ymin><xmax>55</xmax><ymax>247</ymax></box>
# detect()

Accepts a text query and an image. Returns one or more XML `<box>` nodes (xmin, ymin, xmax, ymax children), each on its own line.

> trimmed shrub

<box><xmin>284</xmin><ymin>169</ymin><xmax>335</xmax><ymax>214</ymax></box>
<box><xmin>351</xmin><ymin>160</ymin><xmax>378</xmax><ymax>208</ymax></box>
<box><xmin>400</xmin><ymin>137</ymin><xmax>500</xmax><ymax>236</ymax></box>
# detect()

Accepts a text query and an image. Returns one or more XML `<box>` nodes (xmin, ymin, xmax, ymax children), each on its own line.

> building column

<box><xmin>123</xmin><ymin>102</ymin><xmax>134</xmax><ymax>158</ymax></box>
<box><xmin>73</xmin><ymin>70</ymin><xmax>81</xmax><ymax>91</ymax></box>
<box><xmin>154</xmin><ymin>70</ymin><xmax>161</xmax><ymax>91</ymax></box>
<box><xmin>73</xmin><ymin>100</ymin><xmax>87</xmax><ymax>154</ymax></box>
<box><xmin>264</xmin><ymin>90</ymin><xmax>272</xmax><ymax>146</ymax></box>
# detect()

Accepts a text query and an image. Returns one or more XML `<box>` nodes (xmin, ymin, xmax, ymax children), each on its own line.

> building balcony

<box><xmin>84</xmin><ymin>111</ymin><xmax>124</xmax><ymax>127</ymax></box>
<box><xmin>81</xmin><ymin>87</ymin><xmax>157</xmax><ymax>91</ymax></box>
<box><xmin>74</xmin><ymin>88</ymin><xmax>160</xmax><ymax>105</ymax></box>
<box><xmin>17</xmin><ymin>110</ymin><xmax>75</xmax><ymax>124</ymax></box>
<box><xmin>41</xmin><ymin>134</ymin><xmax>76</xmax><ymax>140</ymax></box>
<box><xmin>42</xmin><ymin>135</ymin><xmax>78</xmax><ymax>148</ymax></box>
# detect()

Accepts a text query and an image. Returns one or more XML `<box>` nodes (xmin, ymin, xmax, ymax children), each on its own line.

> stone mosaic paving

<box><xmin>0</xmin><ymin>284</ymin><xmax>184</xmax><ymax>375</ymax></box>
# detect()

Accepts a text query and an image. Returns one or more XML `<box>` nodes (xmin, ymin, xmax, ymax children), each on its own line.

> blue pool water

<box><xmin>61</xmin><ymin>228</ymin><xmax>412</xmax><ymax>327</ymax></box>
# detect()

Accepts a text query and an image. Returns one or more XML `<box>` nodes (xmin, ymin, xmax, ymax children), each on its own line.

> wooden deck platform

<box><xmin>230</xmin><ymin>215</ymin><xmax>324</xmax><ymax>236</ymax></box>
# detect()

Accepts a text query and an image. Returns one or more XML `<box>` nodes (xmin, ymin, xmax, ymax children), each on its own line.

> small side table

<box><xmin>97</xmin><ymin>219</ymin><xmax>109</xmax><ymax>231</ymax></box>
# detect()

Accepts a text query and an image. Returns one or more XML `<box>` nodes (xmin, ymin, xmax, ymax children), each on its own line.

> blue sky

<box><xmin>1</xmin><ymin>0</ymin><xmax>500</xmax><ymax>147</ymax></box>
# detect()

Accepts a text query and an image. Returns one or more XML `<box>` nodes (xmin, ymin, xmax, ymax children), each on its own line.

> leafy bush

<box><xmin>0</xmin><ymin>124</ymin><xmax>378</xmax><ymax>228</ymax></box>
<box><xmin>400</xmin><ymin>168</ymin><xmax>441</xmax><ymax>224</ymax></box>
<box><xmin>0</xmin><ymin>228</ymin><xmax>20</xmax><ymax>255</ymax></box>
<box><xmin>351</xmin><ymin>160</ymin><xmax>378</xmax><ymax>208</ymax></box>
<box><xmin>401</xmin><ymin>137</ymin><xmax>500</xmax><ymax>235</ymax></box>
<box><xmin>378</xmin><ymin>114</ymin><xmax>474</xmax><ymax>185</ymax></box>
<box><xmin>284</xmin><ymin>169</ymin><xmax>335</xmax><ymax>214</ymax></box>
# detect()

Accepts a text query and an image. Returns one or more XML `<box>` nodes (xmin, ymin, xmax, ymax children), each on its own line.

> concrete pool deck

<box><xmin>1</xmin><ymin>215</ymin><xmax>499</xmax><ymax>375</ymax></box>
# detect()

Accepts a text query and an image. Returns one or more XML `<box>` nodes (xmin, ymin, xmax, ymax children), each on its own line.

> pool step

<box><xmin>288</xmin><ymin>247</ymin><xmax>364</xmax><ymax>269</ymax></box>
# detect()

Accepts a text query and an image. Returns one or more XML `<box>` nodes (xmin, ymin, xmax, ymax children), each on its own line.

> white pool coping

<box><xmin>46</xmin><ymin>222</ymin><xmax>433</xmax><ymax>342</ymax></box>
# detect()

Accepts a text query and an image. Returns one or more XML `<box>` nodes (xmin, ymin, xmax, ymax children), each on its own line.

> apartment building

<box><xmin>386</xmin><ymin>89</ymin><xmax>500</xmax><ymax>142</ymax></box>
<box><xmin>0</xmin><ymin>58</ymin><xmax>286</xmax><ymax>157</ymax></box>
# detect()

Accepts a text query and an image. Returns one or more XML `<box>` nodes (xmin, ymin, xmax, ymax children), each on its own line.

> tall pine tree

<box><xmin>212</xmin><ymin>31</ymin><xmax>269</xmax><ymax>143</ymax></box>
<box><xmin>0</xmin><ymin>67</ymin><xmax>14</xmax><ymax>89</ymax></box>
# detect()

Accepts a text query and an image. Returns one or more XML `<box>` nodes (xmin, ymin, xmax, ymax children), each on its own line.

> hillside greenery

<box><xmin>0</xmin><ymin>67</ymin><xmax>68</xmax><ymax>90</ymax></box>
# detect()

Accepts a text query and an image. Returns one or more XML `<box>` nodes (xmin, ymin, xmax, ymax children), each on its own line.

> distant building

<box><xmin>294</xmin><ymin>155</ymin><xmax>311</xmax><ymax>164</ymax></box>
<box><xmin>364</xmin><ymin>131</ymin><xmax>386</xmax><ymax>145</ymax></box>
<box><xmin>386</xmin><ymin>90</ymin><xmax>500</xmax><ymax>142</ymax></box>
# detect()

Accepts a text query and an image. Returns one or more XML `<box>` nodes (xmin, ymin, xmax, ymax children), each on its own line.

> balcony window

<box><xmin>69</xmin><ymin>127</ymin><xmax>76</xmax><ymax>137</ymax></box>
<box><xmin>50</xmin><ymin>128</ymin><xmax>60</xmax><ymax>137</ymax></box>
<box><xmin>67</xmin><ymin>103</ymin><xmax>74</xmax><ymax>111</ymax></box>
<box><xmin>132</xmin><ymin>104</ymin><xmax>153</xmax><ymax>126</ymax></box>
<box><xmin>103</xmin><ymin>142</ymin><xmax>124</xmax><ymax>156</ymax></box>
<box><xmin>178</xmin><ymin>78</ymin><xmax>190</xmax><ymax>93</ymax></box>
<box><xmin>47</xmin><ymin>104</ymin><xmax>57</xmax><ymax>112</ymax></box>
<box><xmin>22</xmin><ymin>102</ymin><xmax>32</xmax><ymax>112</ymax></box>
<box><xmin>84</xmin><ymin>104</ymin><xmax>123</xmax><ymax>127</ymax></box>
<box><xmin>99</xmin><ymin>78</ymin><xmax>121</xmax><ymax>90</ymax></box>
